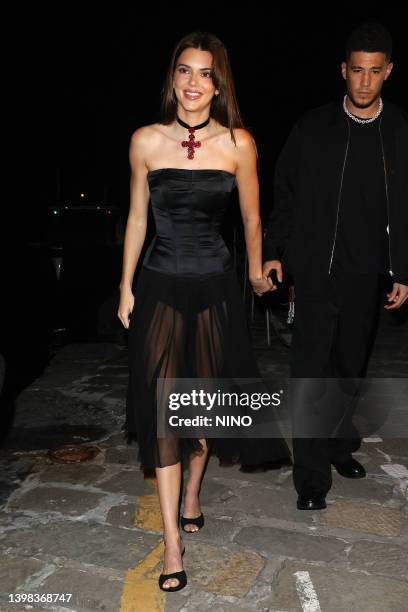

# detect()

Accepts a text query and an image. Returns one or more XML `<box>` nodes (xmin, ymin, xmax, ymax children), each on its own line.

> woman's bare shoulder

<box><xmin>217</xmin><ymin>126</ymin><xmax>256</xmax><ymax>149</ymax></box>
<box><xmin>130</xmin><ymin>123</ymin><xmax>166</xmax><ymax>145</ymax></box>
<box><xmin>232</xmin><ymin>127</ymin><xmax>256</xmax><ymax>148</ymax></box>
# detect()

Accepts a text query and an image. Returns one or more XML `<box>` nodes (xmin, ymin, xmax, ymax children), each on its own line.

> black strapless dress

<box><xmin>125</xmin><ymin>168</ymin><xmax>290</xmax><ymax>468</ymax></box>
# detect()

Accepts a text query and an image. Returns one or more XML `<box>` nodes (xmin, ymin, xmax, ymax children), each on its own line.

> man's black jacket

<box><xmin>263</xmin><ymin>97</ymin><xmax>408</xmax><ymax>283</ymax></box>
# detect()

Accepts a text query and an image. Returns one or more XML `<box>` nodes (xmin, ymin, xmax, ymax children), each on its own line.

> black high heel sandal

<box><xmin>158</xmin><ymin>545</ymin><xmax>187</xmax><ymax>592</ymax></box>
<box><xmin>180</xmin><ymin>512</ymin><xmax>204</xmax><ymax>532</ymax></box>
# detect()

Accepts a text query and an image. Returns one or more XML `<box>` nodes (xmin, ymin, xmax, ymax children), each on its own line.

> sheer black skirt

<box><xmin>125</xmin><ymin>266</ymin><xmax>290</xmax><ymax>469</ymax></box>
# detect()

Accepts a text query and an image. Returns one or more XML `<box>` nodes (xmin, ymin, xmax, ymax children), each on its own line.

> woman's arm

<box><xmin>118</xmin><ymin>128</ymin><xmax>151</xmax><ymax>327</ymax></box>
<box><xmin>234</xmin><ymin>129</ymin><xmax>269</xmax><ymax>294</ymax></box>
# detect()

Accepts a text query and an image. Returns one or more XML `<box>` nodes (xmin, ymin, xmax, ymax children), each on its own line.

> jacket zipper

<box><xmin>378</xmin><ymin>117</ymin><xmax>394</xmax><ymax>277</ymax></box>
<box><xmin>328</xmin><ymin>119</ymin><xmax>350</xmax><ymax>274</ymax></box>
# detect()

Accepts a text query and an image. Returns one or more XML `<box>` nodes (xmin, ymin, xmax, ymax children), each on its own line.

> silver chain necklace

<box><xmin>343</xmin><ymin>94</ymin><xmax>383</xmax><ymax>124</ymax></box>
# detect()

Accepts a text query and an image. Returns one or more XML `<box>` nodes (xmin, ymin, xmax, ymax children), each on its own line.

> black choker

<box><xmin>177</xmin><ymin>115</ymin><xmax>210</xmax><ymax>159</ymax></box>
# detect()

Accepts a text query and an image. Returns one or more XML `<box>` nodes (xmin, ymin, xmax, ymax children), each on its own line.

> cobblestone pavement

<box><xmin>0</xmin><ymin>306</ymin><xmax>407</xmax><ymax>611</ymax></box>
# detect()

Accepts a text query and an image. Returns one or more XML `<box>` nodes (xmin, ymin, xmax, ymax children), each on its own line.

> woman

<box><xmin>118</xmin><ymin>31</ymin><xmax>290</xmax><ymax>592</ymax></box>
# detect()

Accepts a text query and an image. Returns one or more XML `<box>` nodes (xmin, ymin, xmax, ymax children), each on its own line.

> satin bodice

<box><xmin>142</xmin><ymin>168</ymin><xmax>237</xmax><ymax>276</ymax></box>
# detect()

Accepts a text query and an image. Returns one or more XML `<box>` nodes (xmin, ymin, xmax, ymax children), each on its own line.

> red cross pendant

<box><xmin>182</xmin><ymin>128</ymin><xmax>202</xmax><ymax>159</ymax></box>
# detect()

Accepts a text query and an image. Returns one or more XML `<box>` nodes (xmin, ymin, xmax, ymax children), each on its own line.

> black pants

<box><xmin>290</xmin><ymin>271</ymin><xmax>381</xmax><ymax>495</ymax></box>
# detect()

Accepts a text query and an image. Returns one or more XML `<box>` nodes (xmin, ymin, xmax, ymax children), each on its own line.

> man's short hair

<box><xmin>345</xmin><ymin>22</ymin><xmax>392</xmax><ymax>62</ymax></box>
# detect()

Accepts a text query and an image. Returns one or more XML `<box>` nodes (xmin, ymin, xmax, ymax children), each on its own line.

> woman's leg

<box><xmin>183</xmin><ymin>438</ymin><xmax>209</xmax><ymax>531</ymax></box>
<box><xmin>156</xmin><ymin>461</ymin><xmax>184</xmax><ymax>589</ymax></box>
<box><xmin>182</xmin><ymin>305</ymin><xmax>223</xmax><ymax>529</ymax></box>
<box><xmin>143</xmin><ymin>302</ymin><xmax>186</xmax><ymax>587</ymax></box>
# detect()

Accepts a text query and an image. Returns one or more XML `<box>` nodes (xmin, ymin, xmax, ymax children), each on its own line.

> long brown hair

<box><xmin>160</xmin><ymin>31</ymin><xmax>245</xmax><ymax>145</ymax></box>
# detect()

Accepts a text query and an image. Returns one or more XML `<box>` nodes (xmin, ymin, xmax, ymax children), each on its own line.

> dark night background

<box><xmin>2</xmin><ymin>6</ymin><xmax>407</xmax><ymax>405</ymax></box>
<box><xmin>23</xmin><ymin>6</ymin><xmax>407</xmax><ymax>219</ymax></box>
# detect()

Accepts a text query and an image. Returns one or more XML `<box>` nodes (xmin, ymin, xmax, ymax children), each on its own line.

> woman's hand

<box><xmin>250</xmin><ymin>276</ymin><xmax>273</xmax><ymax>297</ymax></box>
<box><xmin>118</xmin><ymin>288</ymin><xmax>135</xmax><ymax>329</ymax></box>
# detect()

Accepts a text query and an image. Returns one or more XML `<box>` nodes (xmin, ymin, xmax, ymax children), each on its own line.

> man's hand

<box><xmin>384</xmin><ymin>282</ymin><xmax>408</xmax><ymax>310</ymax></box>
<box><xmin>262</xmin><ymin>260</ymin><xmax>283</xmax><ymax>291</ymax></box>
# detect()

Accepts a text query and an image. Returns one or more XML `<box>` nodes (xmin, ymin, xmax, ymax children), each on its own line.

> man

<box><xmin>263</xmin><ymin>22</ymin><xmax>408</xmax><ymax>510</ymax></box>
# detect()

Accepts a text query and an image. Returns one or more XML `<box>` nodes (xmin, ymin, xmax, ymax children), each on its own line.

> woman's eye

<box><xmin>202</xmin><ymin>72</ymin><xmax>212</xmax><ymax>78</ymax></box>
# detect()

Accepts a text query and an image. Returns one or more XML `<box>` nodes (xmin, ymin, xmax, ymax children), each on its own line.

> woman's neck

<box><xmin>176</xmin><ymin>108</ymin><xmax>211</xmax><ymax>127</ymax></box>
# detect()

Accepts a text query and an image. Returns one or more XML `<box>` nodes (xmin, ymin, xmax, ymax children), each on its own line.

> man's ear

<box><xmin>384</xmin><ymin>61</ymin><xmax>394</xmax><ymax>81</ymax></box>
<box><xmin>341</xmin><ymin>61</ymin><xmax>347</xmax><ymax>81</ymax></box>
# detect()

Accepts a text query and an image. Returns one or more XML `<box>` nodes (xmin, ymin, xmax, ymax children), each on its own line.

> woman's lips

<box><xmin>183</xmin><ymin>91</ymin><xmax>202</xmax><ymax>100</ymax></box>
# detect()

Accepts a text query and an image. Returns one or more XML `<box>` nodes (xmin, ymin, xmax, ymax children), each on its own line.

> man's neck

<box><xmin>345</xmin><ymin>95</ymin><xmax>381</xmax><ymax>119</ymax></box>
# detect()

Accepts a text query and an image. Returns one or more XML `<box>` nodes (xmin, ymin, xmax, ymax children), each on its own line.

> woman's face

<box><xmin>173</xmin><ymin>47</ymin><xmax>218</xmax><ymax>113</ymax></box>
